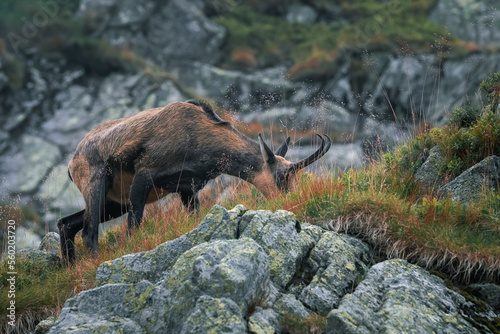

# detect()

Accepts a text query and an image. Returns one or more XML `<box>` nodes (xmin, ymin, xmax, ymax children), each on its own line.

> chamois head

<box><xmin>254</xmin><ymin>133</ymin><xmax>332</xmax><ymax>197</ymax></box>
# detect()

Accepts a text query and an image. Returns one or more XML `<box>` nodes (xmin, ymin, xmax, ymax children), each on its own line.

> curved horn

<box><xmin>290</xmin><ymin>134</ymin><xmax>332</xmax><ymax>171</ymax></box>
<box><xmin>274</xmin><ymin>137</ymin><xmax>290</xmax><ymax>157</ymax></box>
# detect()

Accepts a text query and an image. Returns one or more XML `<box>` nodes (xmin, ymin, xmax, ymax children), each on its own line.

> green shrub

<box><xmin>449</xmin><ymin>106</ymin><xmax>483</xmax><ymax>128</ymax></box>
<box><xmin>480</xmin><ymin>72</ymin><xmax>500</xmax><ymax>112</ymax></box>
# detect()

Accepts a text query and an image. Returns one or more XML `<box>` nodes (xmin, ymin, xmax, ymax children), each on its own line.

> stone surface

<box><xmin>439</xmin><ymin>155</ymin><xmax>500</xmax><ymax>203</ymax></box>
<box><xmin>430</xmin><ymin>0</ymin><xmax>500</xmax><ymax>47</ymax></box>
<box><xmin>415</xmin><ymin>145</ymin><xmax>446</xmax><ymax>188</ymax></box>
<box><xmin>272</xmin><ymin>294</ymin><xmax>311</xmax><ymax>321</ymax></box>
<box><xmin>96</xmin><ymin>205</ymin><xmax>245</xmax><ymax>286</ymax></box>
<box><xmin>248</xmin><ymin>308</ymin><xmax>281</xmax><ymax>334</ymax></box>
<box><xmin>34</xmin><ymin>316</ymin><xmax>56</xmax><ymax>334</ymax></box>
<box><xmin>326</xmin><ymin>259</ymin><xmax>485</xmax><ymax>334</ymax></box>
<box><xmin>239</xmin><ymin>209</ymin><xmax>315</xmax><ymax>289</ymax></box>
<box><xmin>39</xmin><ymin>232</ymin><xmax>60</xmax><ymax>255</ymax></box>
<box><xmin>299</xmin><ymin>232</ymin><xmax>374</xmax><ymax>315</ymax></box>
<box><xmin>17</xmin><ymin>249</ymin><xmax>60</xmax><ymax>269</ymax></box>
<box><xmin>182</xmin><ymin>296</ymin><xmax>247</xmax><ymax>334</ymax></box>
<box><xmin>78</xmin><ymin>0</ymin><xmax>226</xmax><ymax>66</ymax></box>
<box><xmin>50</xmin><ymin>236</ymin><xmax>271</xmax><ymax>333</ymax></box>
<box><xmin>468</xmin><ymin>283</ymin><xmax>500</xmax><ymax>311</ymax></box>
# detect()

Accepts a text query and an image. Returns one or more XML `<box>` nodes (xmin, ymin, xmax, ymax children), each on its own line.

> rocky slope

<box><xmin>1</xmin><ymin>0</ymin><xmax>500</xmax><ymax>231</ymax></box>
<box><xmin>40</xmin><ymin>205</ymin><xmax>498</xmax><ymax>333</ymax></box>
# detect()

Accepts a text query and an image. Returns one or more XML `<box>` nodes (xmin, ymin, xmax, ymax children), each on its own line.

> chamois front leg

<box><xmin>127</xmin><ymin>171</ymin><xmax>154</xmax><ymax>231</ymax></box>
<box><xmin>82</xmin><ymin>168</ymin><xmax>111</xmax><ymax>257</ymax></box>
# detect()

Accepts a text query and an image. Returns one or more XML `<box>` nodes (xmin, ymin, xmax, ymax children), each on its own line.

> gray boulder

<box><xmin>39</xmin><ymin>232</ymin><xmax>60</xmax><ymax>255</ymax></box>
<box><xmin>239</xmin><ymin>209</ymin><xmax>316</xmax><ymax>289</ymax></box>
<box><xmin>50</xmin><ymin>237</ymin><xmax>271</xmax><ymax>333</ymax></box>
<box><xmin>439</xmin><ymin>155</ymin><xmax>500</xmax><ymax>203</ymax></box>
<box><xmin>415</xmin><ymin>145</ymin><xmax>446</xmax><ymax>188</ymax></box>
<box><xmin>299</xmin><ymin>232</ymin><xmax>374</xmax><ymax>315</ymax></box>
<box><xmin>17</xmin><ymin>232</ymin><xmax>61</xmax><ymax>269</ymax></box>
<box><xmin>327</xmin><ymin>259</ymin><xmax>484</xmax><ymax>334</ymax></box>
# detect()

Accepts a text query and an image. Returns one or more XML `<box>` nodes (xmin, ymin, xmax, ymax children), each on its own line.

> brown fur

<box><xmin>59</xmin><ymin>101</ymin><xmax>331</xmax><ymax>263</ymax></box>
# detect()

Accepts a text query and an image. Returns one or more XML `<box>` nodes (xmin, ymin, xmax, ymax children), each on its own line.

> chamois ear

<box><xmin>274</xmin><ymin>137</ymin><xmax>290</xmax><ymax>157</ymax></box>
<box><xmin>258</xmin><ymin>133</ymin><xmax>276</xmax><ymax>164</ymax></box>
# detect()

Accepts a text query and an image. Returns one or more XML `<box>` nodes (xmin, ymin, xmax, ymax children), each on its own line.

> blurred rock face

<box><xmin>1</xmin><ymin>0</ymin><xmax>500</xmax><ymax>226</ymax></box>
<box><xmin>430</xmin><ymin>0</ymin><xmax>500</xmax><ymax>47</ymax></box>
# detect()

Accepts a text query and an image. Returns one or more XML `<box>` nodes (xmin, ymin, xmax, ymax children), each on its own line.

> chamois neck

<box><xmin>223</xmin><ymin>139</ymin><xmax>279</xmax><ymax>198</ymax></box>
<box><xmin>224</xmin><ymin>139</ymin><xmax>264</xmax><ymax>182</ymax></box>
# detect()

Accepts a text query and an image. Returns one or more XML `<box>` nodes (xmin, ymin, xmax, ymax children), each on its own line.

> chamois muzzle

<box><xmin>289</xmin><ymin>134</ymin><xmax>332</xmax><ymax>172</ymax></box>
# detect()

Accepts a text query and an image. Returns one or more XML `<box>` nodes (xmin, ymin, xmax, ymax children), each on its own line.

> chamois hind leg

<box><xmin>58</xmin><ymin>210</ymin><xmax>84</xmax><ymax>265</ymax></box>
<box><xmin>58</xmin><ymin>201</ymin><xmax>128</xmax><ymax>264</ymax></box>
<box><xmin>180</xmin><ymin>191</ymin><xmax>200</xmax><ymax>212</ymax></box>
<box><xmin>127</xmin><ymin>171</ymin><xmax>154</xmax><ymax>231</ymax></box>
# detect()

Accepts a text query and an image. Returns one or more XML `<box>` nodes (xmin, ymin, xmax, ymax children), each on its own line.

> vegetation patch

<box><xmin>213</xmin><ymin>0</ymin><xmax>465</xmax><ymax>81</ymax></box>
<box><xmin>280</xmin><ymin>313</ymin><xmax>327</xmax><ymax>334</ymax></box>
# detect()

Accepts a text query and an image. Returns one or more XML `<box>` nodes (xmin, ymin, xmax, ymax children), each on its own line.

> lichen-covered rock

<box><xmin>39</xmin><ymin>232</ymin><xmax>60</xmax><ymax>255</ymax></box>
<box><xmin>17</xmin><ymin>249</ymin><xmax>60</xmax><ymax>269</ymax></box>
<box><xmin>299</xmin><ymin>232</ymin><xmax>373</xmax><ymax>315</ymax></box>
<box><xmin>439</xmin><ymin>155</ymin><xmax>500</xmax><ymax>203</ymax></box>
<box><xmin>272</xmin><ymin>294</ymin><xmax>311</xmax><ymax>321</ymax></box>
<box><xmin>96</xmin><ymin>205</ymin><xmax>246</xmax><ymax>285</ymax></box>
<box><xmin>34</xmin><ymin>316</ymin><xmax>56</xmax><ymax>334</ymax></box>
<box><xmin>239</xmin><ymin>209</ymin><xmax>316</xmax><ymax>289</ymax></box>
<box><xmin>415</xmin><ymin>145</ymin><xmax>446</xmax><ymax>188</ymax></box>
<box><xmin>49</xmin><ymin>280</ymin><xmax>165</xmax><ymax>333</ymax></box>
<box><xmin>248</xmin><ymin>308</ymin><xmax>281</xmax><ymax>334</ymax></box>
<box><xmin>51</xmin><ymin>237</ymin><xmax>270</xmax><ymax>334</ymax></box>
<box><xmin>164</xmin><ymin>238</ymin><xmax>271</xmax><ymax>332</ymax></box>
<box><xmin>326</xmin><ymin>259</ymin><xmax>482</xmax><ymax>334</ymax></box>
<box><xmin>182</xmin><ymin>296</ymin><xmax>246</xmax><ymax>334</ymax></box>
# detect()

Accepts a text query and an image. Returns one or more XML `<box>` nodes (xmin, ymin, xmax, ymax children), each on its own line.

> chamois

<box><xmin>58</xmin><ymin>100</ymin><xmax>331</xmax><ymax>263</ymax></box>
